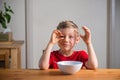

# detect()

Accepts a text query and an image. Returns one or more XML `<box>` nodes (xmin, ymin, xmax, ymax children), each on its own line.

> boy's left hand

<box><xmin>80</xmin><ymin>26</ymin><xmax>91</xmax><ymax>45</ymax></box>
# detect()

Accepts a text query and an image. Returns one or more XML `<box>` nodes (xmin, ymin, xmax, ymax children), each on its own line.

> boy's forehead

<box><xmin>59</xmin><ymin>28</ymin><xmax>78</xmax><ymax>35</ymax></box>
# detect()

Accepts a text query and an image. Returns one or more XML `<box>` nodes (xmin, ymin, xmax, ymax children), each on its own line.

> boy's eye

<box><xmin>69</xmin><ymin>36</ymin><xmax>74</xmax><ymax>38</ymax></box>
<box><xmin>59</xmin><ymin>36</ymin><xmax>64</xmax><ymax>38</ymax></box>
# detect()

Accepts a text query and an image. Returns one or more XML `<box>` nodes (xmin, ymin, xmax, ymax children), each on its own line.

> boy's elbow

<box><xmin>91</xmin><ymin>65</ymin><xmax>98</xmax><ymax>70</ymax></box>
<box><xmin>39</xmin><ymin>64</ymin><xmax>49</xmax><ymax>70</ymax></box>
<box><xmin>92</xmin><ymin>63</ymin><xmax>98</xmax><ymax>70</ymax></box>
<box><xmin>40</xmin><ymin>66</ymin><xmax>49</xmax><ymax>70</ymax></box>
<box><xmin>86</xmin><ymin>63</ymin><xmax>98</xmax><ymax>70</ymax></box>
<box><xmin>87</xmin><ymin>65</ymin><xmax>98</xmax><ymax>70</ymax></box>
<box><xmin>93</xmin><ymin>62</ymin><xmax>98</xmax><ymax>69</ymax></box>
<box><xmin>39</xmin><ymin>60</ymin><xmax>49</xmax><ymax>70</ymax></box>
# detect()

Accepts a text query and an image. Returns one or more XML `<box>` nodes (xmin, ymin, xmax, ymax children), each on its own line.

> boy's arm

<box><xmin>80</xmin><ymin>26</ymin><xmax>98</xmax><ymax>69</ymax></box>
<box><xmin>85</xmin><ymin>43</ymin><xmax>98</xmax><ymax>69</ymax></box>
<box><xmin>39</xmin><ymin>30</ymin><xmax>63</xmax><ymax>70</ymax></box>
<box><xmin>39</xmin><ymin>43</ymin><xmax>54</xmax><ymax>70</ymax></box>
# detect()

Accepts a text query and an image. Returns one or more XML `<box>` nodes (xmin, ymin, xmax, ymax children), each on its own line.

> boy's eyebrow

<box><xmin>74</xmin><ymin>29</ymin><xmax>78</xmax><ymax>32</ymax></box>
<box><xmin>74</xmin><ymin>29</ymin><xmax>79</xmax><ymax>34</ymax></box>
<box><xmin>74</xmin><ymin>29</ymin><xmax>80</xmax><ymax>36</ymax></box>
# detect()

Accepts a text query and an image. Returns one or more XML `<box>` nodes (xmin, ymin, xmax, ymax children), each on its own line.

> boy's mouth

<box><xmin>63</xmin><ymin>43</ymin><xmax>70</xmax><ymax>47</ymax></box>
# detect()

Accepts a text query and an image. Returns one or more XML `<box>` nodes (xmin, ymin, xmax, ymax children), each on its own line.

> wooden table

<box><xmin>0</xmin><ymin>69</ymin><xmax>120</xmax><ymax>80</ymax></box>
<box><xmin>0</xmin><ymin>41</ymin><xmax>24</xmax><ymax>68</ymax></box>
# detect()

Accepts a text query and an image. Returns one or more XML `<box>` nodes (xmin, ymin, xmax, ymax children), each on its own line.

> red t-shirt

<box><xmin>49</xmin><ymin>50</ymin><xmax>88</xmax><ymax>69</ymax></box>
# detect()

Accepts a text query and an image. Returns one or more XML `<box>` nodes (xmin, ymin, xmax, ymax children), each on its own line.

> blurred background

<box><xmin>0</xmin><ymin>0</ymin><xmax>120</xmax><ymax>69</ymax></box>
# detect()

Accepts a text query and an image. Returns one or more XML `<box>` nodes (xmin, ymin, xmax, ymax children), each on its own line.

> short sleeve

<box><xmin>78</xmin><ymin>50</ymin><xmax>88</xmax><ymax>68</ymax></box>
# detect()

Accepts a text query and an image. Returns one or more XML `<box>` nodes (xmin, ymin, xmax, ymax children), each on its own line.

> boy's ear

<box><xmin>76</xmin><ymin>36</ymin><xmax>80</xmax><ymax>44</ymax></box>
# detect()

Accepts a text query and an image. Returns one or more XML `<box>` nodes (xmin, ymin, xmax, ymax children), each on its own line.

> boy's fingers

<box><xmin>82</xmin><ymin>26</ymin><xmax>89</xmax><ymax>30</ymax></box>
<box><xmin>57</xmin><ymin>30</ymin><xmax>63</xmax><ymax>36</ymax></box>
<box><xmin>82</xmin><ymin>26</ymin><xmax>90</xmax><ymax>33</ymax></box>
<box><xmin>80</xmin><ymin>34</ymin><xmax>84</xmax><ymax>39</ymax></box>
<box><xmin>54</xmin><ymin>30</ymin><xmax>61</xmax><ymax>36</ymax></box>
<box><xmin>82</xmin><ymin>26</ymin><xmax>91</xmax><ymax>37</ymax></box>
<box><xmin>54</xmin><ymin>30</ymin><xmax>64</xmax><ymax>39</ymax></box>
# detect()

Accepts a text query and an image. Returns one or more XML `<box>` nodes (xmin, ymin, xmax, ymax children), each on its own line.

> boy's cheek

<box><xmin>58</xmin><ymin>41</ymin><xmax>62</xmax><ymax>45</ymax></box>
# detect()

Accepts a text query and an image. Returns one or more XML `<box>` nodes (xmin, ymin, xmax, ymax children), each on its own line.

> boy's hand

<box><xmin>80</xmin><ymin>26</ymin><xmax>91</xmax><ymax>45</ymax></box>
<box><xmin>49</xmin><ymin>30</ymin><xmax>63</xmax><ymax>45</ymax></box>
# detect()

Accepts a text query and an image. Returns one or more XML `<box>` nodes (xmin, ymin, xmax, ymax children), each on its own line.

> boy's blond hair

<box><xmin>57</xmin><ymin>20</ymin><xmax>79</xmax><ymax>34</ymax></box>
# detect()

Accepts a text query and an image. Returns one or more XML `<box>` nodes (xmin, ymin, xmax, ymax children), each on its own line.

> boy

<box><xmin>39</xmin><ymin>20</ymin><xmax>98</xmax><ymax>70</ymax></box>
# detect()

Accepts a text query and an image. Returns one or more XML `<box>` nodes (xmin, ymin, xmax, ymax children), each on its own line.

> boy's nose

<box><xmin>64</xmin><ymin>36</ymin><xmax>69</xmax><ymax>42</ymax></box>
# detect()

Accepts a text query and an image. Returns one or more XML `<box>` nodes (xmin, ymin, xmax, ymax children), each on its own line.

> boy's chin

<box><xmin>61</xmin><ymin>48</ymin><xmax>72</xmax><ymax>52</ymax></box>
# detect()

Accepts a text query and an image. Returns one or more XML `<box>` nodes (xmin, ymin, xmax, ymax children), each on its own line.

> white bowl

<box><xmin>57</xmin><ymin>61</ymin><xmax>83</xmax><ymax>74</ymax></box>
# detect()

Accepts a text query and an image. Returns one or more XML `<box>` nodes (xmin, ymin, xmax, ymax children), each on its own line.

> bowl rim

<box><xmin>57</xmin><ymin>61</ymin><xmax>83</xmax><ymax>66</ymax></box>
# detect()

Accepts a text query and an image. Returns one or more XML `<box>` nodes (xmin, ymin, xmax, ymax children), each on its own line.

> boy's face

<box><xmin>58</xmin><ymin>27</ymin><xmax>79</xmax><ymax>52</ymax></box>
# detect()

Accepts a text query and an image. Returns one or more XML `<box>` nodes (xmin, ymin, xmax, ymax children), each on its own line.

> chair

<box><xmin>0</xmin><ymin>49</ymin><xmax>9</xmax><ymax>68</ymax></box>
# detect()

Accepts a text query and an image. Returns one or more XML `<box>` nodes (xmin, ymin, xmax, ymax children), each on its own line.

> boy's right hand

<box><xmin>49</xmin><ymin>30</ymin><xmax>63</xmax><ymax>45</ymax></box>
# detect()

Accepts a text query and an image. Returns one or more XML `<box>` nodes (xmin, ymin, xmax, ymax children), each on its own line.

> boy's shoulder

<box><xmin>51</xmin><ymin>50</ymin><xmax>59</xmax><ymax>53</ymax></box>
<box><xmin>51</xmin><ymin>50</ymin><xmax>59</xmax><ymax>55</ymax></box>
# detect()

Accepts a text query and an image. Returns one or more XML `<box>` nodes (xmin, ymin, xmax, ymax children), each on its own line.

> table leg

<box><xmin>5</xmin><ymin>49</ymin><xmax>10</xmax><ymax>68</ymax></box>
<box><xmin>11</xmin><ymin>48</ymin><xmax>21</xmax><ymax>69</ymax></box>
<box><xmin>0</xmin><ymin>49</ymin><xmax>10</xmax><ymax>68</ymax></box>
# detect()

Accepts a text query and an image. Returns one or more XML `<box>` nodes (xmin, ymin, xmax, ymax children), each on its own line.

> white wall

<box><xmin>0</xmin><ymin>0</ymin><xmax>26</xmax><ymax>68</ymax></box>
<box><xmin>27</xmin><ymin>0</ymin><xmax>107</xmax><ymax>68</ymax></box>
<box><xmin>109</xmin><ymin>0</ymin><xmax>120</xmax><ymax>68</ymax></box>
